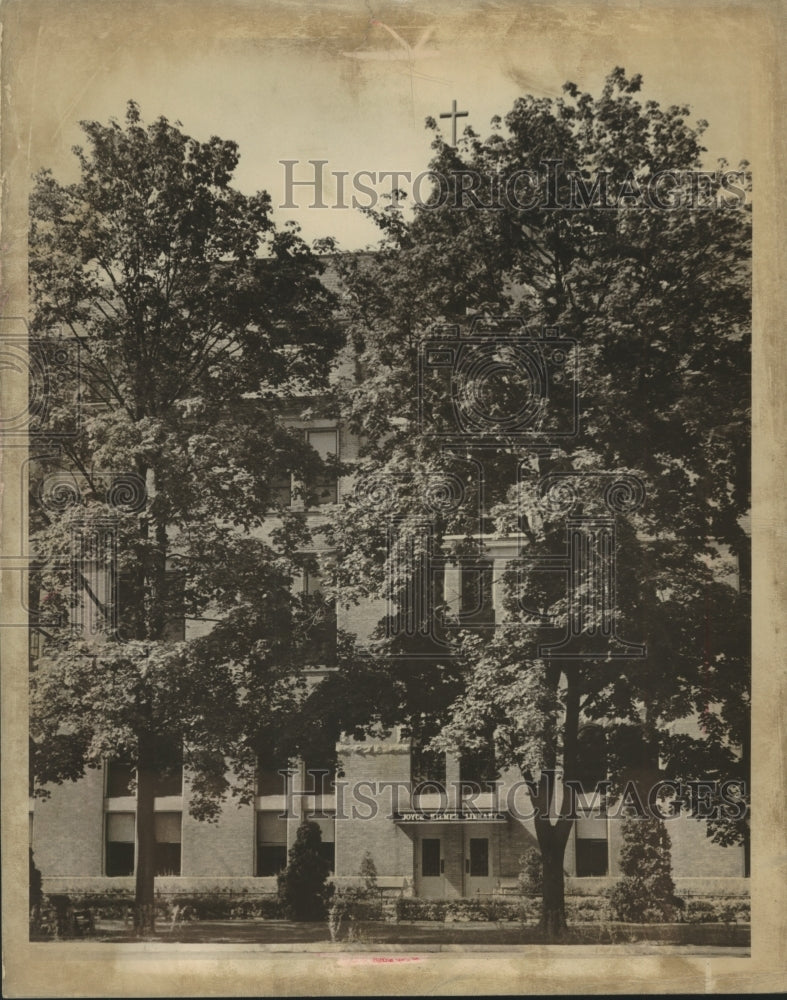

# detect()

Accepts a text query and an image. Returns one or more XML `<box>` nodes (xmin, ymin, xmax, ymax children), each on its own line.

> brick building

<box><xmin>30</xmin><ymin>259</ymin><xmax>749</xmax><ymax>901</ymax></box>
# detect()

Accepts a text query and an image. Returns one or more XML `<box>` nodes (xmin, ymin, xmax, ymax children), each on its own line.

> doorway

<box><xmin>464</xmin><ymin>834</ymin><xmax>495</xmax><ymax>896</ymax></box>
<box><xmin>415</xmin><ymin>836</ymin><xmax>445</xmax><ymax>899</ymax></box>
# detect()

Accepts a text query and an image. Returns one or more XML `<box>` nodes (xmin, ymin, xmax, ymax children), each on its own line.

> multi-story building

<box><xmin>30</xmin><ymin>259</ymin><xmax>749</xmax><ymax>901</ymax></box>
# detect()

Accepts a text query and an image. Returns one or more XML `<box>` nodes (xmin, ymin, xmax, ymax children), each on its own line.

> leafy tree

<box><xmin>518</xmin><ymin>848</ymin><xmax>543</xmax><ymax>899</ymax></box>
<box><xmin>609</xmin><ymin>817</ymin><xmax>684</xmax><ymax>922</ymax></box>
<box><xmin>277</xmin><ymin>820</ymin><xmax>333</xmax><ymax>921</ymax></box>
<box><xmin>324</xmin><ymin>68</ymin><xmax>750</xmax><ymax>938</ymax></box>
<box><xmin>359</xmin><ymin>850</ymin><xmax>379</xmax><ymax>895</ymax></box>
<box><xmin>28</xmin><ymin>102</ymin><xmax>342</xmax><ymax>931</ymax></box>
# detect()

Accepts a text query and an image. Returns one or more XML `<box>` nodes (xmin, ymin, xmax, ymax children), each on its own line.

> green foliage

<box><xmin>29</xmin><ymin>849</ymin><xmax>43</xmax><ymax>911</ymax></box>
<box><xmin>517</xmin><ymin>848</ymin><xmax>543</xmax><ymax>898</ymax></box>
<box><xmin>28</xmin><ymin>101</ymin><xmax>342</xmax><ymax>917</ymax></box>
<box><xmin>359</xmin><ymin>851</ymin><xmax>378</xmax><ymax>894</ymax></box>
<box><xmin>609</xmin><ymin>817</ymin><xmax>684</xmax><ymax>922</ymax></box>
<box><xmin>394</xmin><ymin>897</ymin><xmax>525</xmax><ymax>923</ymax></box>
<box><xmin>276</xmin><ymin>821</ymin><xmax>333</xmax><ymax>921</ymax></box>
<box><xmin>324</xmin><ymin>67</ymin><xmax>750</xmax><ymax>934</ymax></box>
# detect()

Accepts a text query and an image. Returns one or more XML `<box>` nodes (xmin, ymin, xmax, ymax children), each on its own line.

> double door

<box><xmin>415</xmin><ymin>828</ymin><xmax>495</xmax><ymax>897</ymax></box>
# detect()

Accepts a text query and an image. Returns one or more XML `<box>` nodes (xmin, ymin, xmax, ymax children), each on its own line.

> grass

<box><xmin>48</xmin><ymin>918</ymin><xmax>750</xmax><ymax>948</ymax></box>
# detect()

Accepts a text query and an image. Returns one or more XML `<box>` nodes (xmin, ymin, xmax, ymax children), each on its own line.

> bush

<box><xmin>29</xmin><ymin>849</ymin><xmax>43</xmax><ymax>911</ymax></box>
<box><xmin>685</xmin><ymin>899</ymin><xmax>719</xmax><ymax>923</ymax></box>
<box><xmin>328</xmin><ymin>886</ymin><xmax>384</xmax><ymax>941</ymax></box>
<box><xmin>565</xmin><ymin>895</ymin><xmax>612</xmax><ymax>922</ymax></box>
<box><xmin>161</xmin><ymin>892</ymin><xmax>282</xmax><ymax>920</ymax></box>
<box><xmin>517</xmin><ymin>848</ymin><xmax>543</xmax><ymax>898</ymax></box>
<box><xmin>328</xmin><ymin>852</ymin><xmax>384</xmax><ymax>940</ymax></box>
<box><xmin>359</xmin><ymin>851</ymin><xmax>378</xmax><ymax>894</ymax></box>
<box><xmin>608</xmin><ymin>816</ymin><xmax>684</xmax><ymax>922</ymax></box>
<box><xmin>276</xmin><ymin>820</ymin><xmax>333</xmax><ymax>921</ymax></box>
<box><xmin>394</xmin><ymin>897</ymin><xmax>523</xmax><ymax>923</ymax></box>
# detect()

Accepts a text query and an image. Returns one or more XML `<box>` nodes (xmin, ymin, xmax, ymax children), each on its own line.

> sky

<box><xmin>8</xmin><ymin>0</ymin><xmax>761</xmax><ymax>249</ymax></box>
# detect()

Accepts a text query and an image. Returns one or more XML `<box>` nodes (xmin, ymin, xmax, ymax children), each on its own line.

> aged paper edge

<box><xmin>1</xmin><ymin>0</ymin><xmax>785</xmax><ymax>995</ymax></box>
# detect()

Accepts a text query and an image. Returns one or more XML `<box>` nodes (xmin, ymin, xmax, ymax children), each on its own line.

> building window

<box><xmin>459</xmin><ymin>741</ymin><xmax>498</xmax><ymax>791</ymax></box>
<box><xmin>154</xmin><ymin>812</ymin><xmax>182</xmax><ymax>876</ymax></box>
<box><xmin>421</xmin><ymin>838</ymin><xmax>441</xmax><ymax>877</ymax></box>
<box><xmin>460</xmin><ymin>560</ymin><xmax>494</xmax><ymax>625</ymax></box>
<box><xmin>106</xmin><ymin>761</ymin><xmax>134</xmax><ymax>798</ymax></box>
<box><xmin>574</xmin><ymin>725</ymin><xmax>608</xmax><ymax>795</ymax></box>
<box><xmin>153</xmin><ymin>766</ymin><xmax>183</xmax><ymax>798</ymax></box>
<box><xmin>257</xmin><ymin>755</ymin><xmax>291</xmax><ymax>797</ymax></box>
<box><xmin>411</xmin><ymin>744</ymin><xmax>446</xmax><ymax>794</ymax></box>
<box><xmin>301</xmin><ymin>570</ymin><xmax>337</xmax><ymax>666</ymax></box>
<box><xmin>304</xmin><ymin>759</ymin><xmax>336</xmax><ymax>796</ymax></box>
<box><xmin>106</xmin><ymin>760</ymin><xmax>183</xmax><ymax>798</ymax></box>
<box><xmin>575</xmin><ymin>837</ymin><xmax>608</xmax><ymax>877</ymax></box>
<box><xmin>106</xmin><ymin>812</ymin><xmax>135</xmax><ymax>877</ymax></box>
<box><xmin>257</xmin><ymin>812</ymin><xmax>288</xmax><ymax>876</ymax></box>
<box><xmin>306</xmin><ymin>429</ymin><xmax>338</xmax><ymax>505</ymax></box>
<box><xmin>270</xmin><ymin>474</ymin><xmax>293</xmax><ymax>509</ymax></box>
<box><xmin>469</xmin><ymin>837</ymin><xmax>489</xmax><ymax>877</ymax></box>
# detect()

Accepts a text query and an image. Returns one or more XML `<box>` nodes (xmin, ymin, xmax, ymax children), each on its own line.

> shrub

<box><xmin>565</xmin><ymin>895</ymin><xmax>611</xmax><ymax>923</ymax></box>
<box><xmin>394</xmin><ymin>897</ymin><xmax>522</xmax><ymax>923</ymax></box>
<box><xmin>29</xmin><ymin>849</ymin><xmax>43</xmax><ymax>911</ymax></box>
<box><xmin>608</xmin><ymin>816</ymin><xmax>684</xmax><ymax>922</ymax></box>
<box><xmin>685</xmin><ymin>899</ymin><xmax>719</xmax><ymax>923</ymax></box>
<box><xmin>328</xmin><ymin>886</ymin><xmax>383</xmax><ymax>941</ymax></box>
<box><xmin>517</xmin><ymin>848</ymin><xmax>543</xmax><ymax>898</ymax></box>
<box><xmin>359</xmin><ymin>851</ymin><xmax>378</xmax><ymax>894</ymax></box>
<box><xmin>276</xmin><ymin>820</ymin><xmax>333</xmax><ymax>921</ymax></box>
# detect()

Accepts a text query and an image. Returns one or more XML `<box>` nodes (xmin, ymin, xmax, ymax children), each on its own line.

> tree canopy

<box><xmin>28</xmin><ymin>101</ymin><xmax>343</xmax><ymax>926</ymax></box>
<box><xmin>319</xmin><ymin>68</ymin><xmax>751</xmax><ymax>936</ymax></box>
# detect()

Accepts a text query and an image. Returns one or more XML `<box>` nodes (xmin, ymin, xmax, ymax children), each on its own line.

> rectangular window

<box><xmin>270</xmin><ymin>474</ymin><xmax>292</xmax><ymax>509</ymax></box>
<box><xmin>257</xmin><ymin>812</ymin><xmax>288</xmax><ymax>876</ymax></box>
<box><xmin>154</xmin><ymin>811</ymin><xmax>182</xmax><ymax>876</ymax></box>
<box><xmin>306</xmin><ymin>429</ymin><xmax>338</xmax><ymax>505</ymax></box>
<box><xmin>106</xmin><ymin>761</ymin><xmax>134</xmax><ymax>798</ymax></box>
<box><xmin>153</xmin><ymin>766</ymin><xmax>183</xmax><ymax>798</ymax></box>
<box><xmin>301</xmin><ymin>570</ymin><xmax>337</xmax><ymax>666</ymax></box>
<box><xmin>258</xmin><ymin>844</ymin><xmax>288</xmax><ymax>876</ymax></box>
<box><xmin>469</xmin><ymin>838</ymin><xmax>489</xmax><ymax>877</ymax></box>
<box><xmin>257</xmin><ymin>757</ymin><xmax>291</xmax><ymax>797</ymax></box>
<box><xmin>460</xmin><ymin>742</ymin><xmax>498</xmax><ymax>788</ymax></box>
<box><xmin>106</xmin><ymin>761</ymin><xmax>183</xmax><ymax>798</ymax></box>
<box><xmin>421</xmin><ymin>838</ymin><xmax>441</xmax><ymax>877</ymax></box>
<box><xmin>304</xmin><ymin>761</ymin><xmax>336</xmax><ymax>796</ymax></box>
<box><xmin>575</xmin><ymin>838</ymin><xmax>608</xmax><ymax>877</ymax></box>
<box><xmin>461</xmin><ymin>560</ymin><xmax>494</xmax><ymax>624</ymax></box>
<box><xmin>411</xmin><ymin>745</ymin><xmax>446</xmax><ymax>791</ymax></box>
<box><xmin>106</xmin><ymin>812</ymin><xmax>135</xmax><ymax>877</ymax></box>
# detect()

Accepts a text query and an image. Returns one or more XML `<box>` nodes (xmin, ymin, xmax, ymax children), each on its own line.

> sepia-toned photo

<box><xmin>2</xmin><ymin>0</ymin><xmax>784</xmax><ymax>995</ymax></box>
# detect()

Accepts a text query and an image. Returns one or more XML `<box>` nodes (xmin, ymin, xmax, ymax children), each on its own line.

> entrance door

<box><xmin>416</xmin><ymin>836</ymin><xmax>445</xmax><ymax>899</ymax></box>
<box><xmin>464</xmin><ymin>835</ymin><xmax>494</xmax><ymax>896</ymax></box>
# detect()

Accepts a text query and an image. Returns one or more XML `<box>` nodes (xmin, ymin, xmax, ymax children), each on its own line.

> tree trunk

<box><xmin>530</xmin><ymin>669</ymin><xmax>580</xmax><ymax>942</ymax></box>
<box><xmin>539</xmin><ymin>839</ymin><xmax>568</xmax><ymax>940</ymax></box>
<box><xmin>134</xmin><ymin>742</ymin><xmax>157</xmax><ymax>935</ymax></box>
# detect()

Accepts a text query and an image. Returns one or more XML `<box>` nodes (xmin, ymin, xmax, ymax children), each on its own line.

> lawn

<box><xmin>70</xmin><ymin>918</ymin><xmax>750</xmax><ymax>948</ymax></box>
